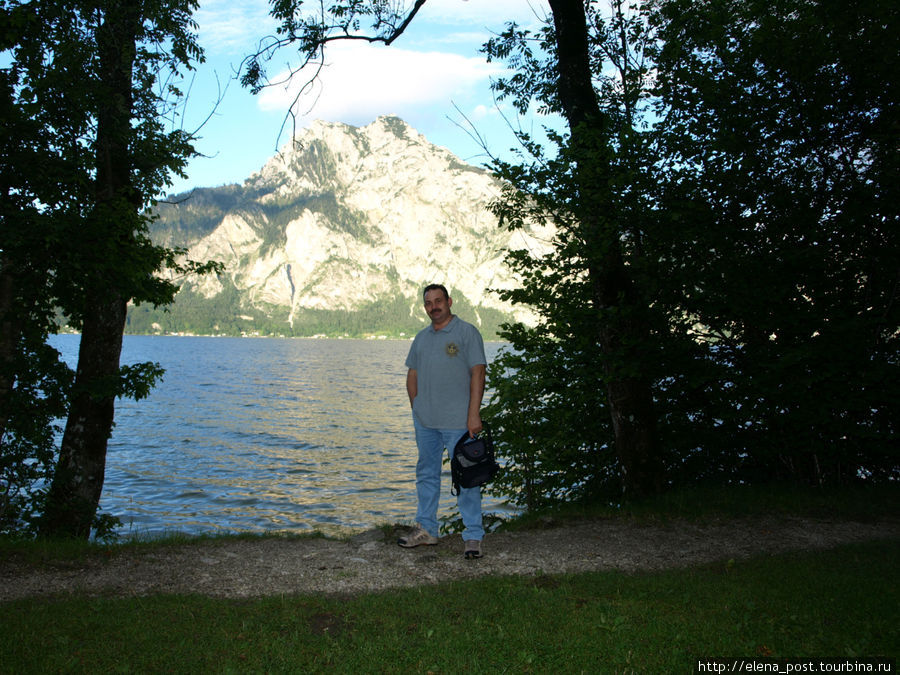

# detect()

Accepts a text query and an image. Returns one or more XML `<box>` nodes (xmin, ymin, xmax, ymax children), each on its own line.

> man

<box><xmin>399</xmin><ymin>283</ymin><xmax>487</xmax><ymax>559</ymax></box>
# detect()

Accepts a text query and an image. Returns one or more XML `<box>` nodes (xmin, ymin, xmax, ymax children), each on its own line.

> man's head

<box><xmin>423</xmin><ymin>284</ymin><xmax>452</xmax><ymax>328</ymax></box>
<box><xmin>423</xmin><ymin>284</ymin><xmax>449</xmax><ymax>302</ymax></box>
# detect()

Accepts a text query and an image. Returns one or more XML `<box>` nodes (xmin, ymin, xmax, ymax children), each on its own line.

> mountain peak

<box><xmin>142</xmin><ymin>117</ymin><xmax>550</xmax><ymax>337</ymax></box>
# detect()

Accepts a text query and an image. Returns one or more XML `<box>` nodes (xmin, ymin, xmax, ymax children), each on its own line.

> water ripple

<box><xmin>52</xmin><ymin>335</ymin><xmax>510</xmax><ymax>537</ymax></box>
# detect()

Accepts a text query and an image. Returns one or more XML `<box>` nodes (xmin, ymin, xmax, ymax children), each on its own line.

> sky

<box><xmin>164</xmin><ymin>0</ymin><xmax>559</xmax><ymax>197</ymax></box>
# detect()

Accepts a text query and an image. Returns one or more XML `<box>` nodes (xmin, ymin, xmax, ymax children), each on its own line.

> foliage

<box><xmin>1</xmin><ymin>0</ymin><xmax>220</xmax><ymax>537</ymax></box>
<box><xmin>480</xmin><ymin>0</ymin><xmax>899</xmax><ymax>509</ymax></box>
<box><xmin>0</xmin><ymin>338</ymin><xmax>73</xmax><ymax>535</ymax></box>
<box><xmin>647</xmin><ymin>0</ymin><xmax>900</xmax><ymax>484</ymax></box>
<box><xmin>1</xmin><ymin>1</ymin><xmax>84</xmax><ymax>534</ymax></box>
<box><xmin>482</xmin><ymin>1</ymin><xmax>678</xmax><ymax>506</ymax></box>
<box><xmin>486</xmin><ymin>328</ymin><xmax>619</xmax><ymax>511</ymax></box>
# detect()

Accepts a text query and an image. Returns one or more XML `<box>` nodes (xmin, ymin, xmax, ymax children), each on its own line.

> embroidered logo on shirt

<box><xmin>446</xmin><ymin>342</ymin><xmax>459</xmax><ymax>356</ymax></box>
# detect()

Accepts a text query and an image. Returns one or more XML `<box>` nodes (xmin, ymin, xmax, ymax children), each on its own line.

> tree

<box><xmin>488</xmin><ymin>0</ymin><xmax>899</xmax><ymax>495</ymax></box>
<box><xmin>1</xmin><ymin>3</ymin><xmax>90</xmax><ymax>533</ymax></box>
<box><xmin>2</xmin><ymin>0</ymin><xmax>219</xmax><ymax>538</ymax></box>
<box><xmin>242</xmin><ymin>0</ymin><xmax>667</xmax><ymax>498</ymax></box>
<box><xmin>649</xmin><ymin>0</ymin><xmax>899</xmax><ymax>484</ymax></box>
<box><xmin>479</xmin><ymin>0</ymin><xmax>679</xmax><ymax>506</ymax></box>
<box><xmin>521</xmin><ymin>0</ymin><xmax>665</xmax><ymax>497</ymax></box>
<box><xmin>241</xmin><ymin>0</ymin><xmax>897</xmax><ymax>506</ymax></box>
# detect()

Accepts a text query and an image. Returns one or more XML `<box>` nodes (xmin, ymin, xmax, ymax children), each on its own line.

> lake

<box><xmin>51</xmin><ymin>334</ymin><xmax>510</xmax><ymax>538</ymax></box>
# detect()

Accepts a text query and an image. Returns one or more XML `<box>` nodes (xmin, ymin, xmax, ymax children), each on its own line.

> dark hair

<box><xmin>423</xmin><ymin>284</ymin><xmax>449</xmax><ymax>301</ymax></box>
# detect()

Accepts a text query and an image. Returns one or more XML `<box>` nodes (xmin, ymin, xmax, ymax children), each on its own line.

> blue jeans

<box><xmin>412</xmin><ymin>413</ymin><xmax>484</xmax><ymax>541</ymax></box>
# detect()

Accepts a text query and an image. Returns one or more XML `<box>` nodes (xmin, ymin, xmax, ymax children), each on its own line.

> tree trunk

<box><xmin>39</xmin><ymin>295</ymin><xmax>128</xmax><ymax>538</ymax></box>
<box><xmin>547</xmin><ymin>0</ymin><xmax>662</xmax><ymax>497</ymax></box>
<box><xmin>0</xmin><ymin>258</ymin><xmax>18</xmax><ymax>443</ymax></box>
<box><xmin>40</xmin><ymin>2</ymin><xmax>141</xmax><ymax>538</ymax></box>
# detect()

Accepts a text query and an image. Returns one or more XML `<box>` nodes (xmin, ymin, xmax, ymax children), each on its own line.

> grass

<box><xmin>1</xmin><ymin>484</ymin><xmax>897</xmax><ymax>673</ymax></box>
<box><xmin>497</xmin><ymin>481</ymin><xmax>900</xmax><ymax>531</ymax></box>
<box><xmin>0</xmin><ymin>528</ymin><xmax>328</xmax><ymax>569</ymax></box>
<box><xmin>1</xmin><ymin>542</ymin><xmax>897</xmax><ymax>672</ymax></box>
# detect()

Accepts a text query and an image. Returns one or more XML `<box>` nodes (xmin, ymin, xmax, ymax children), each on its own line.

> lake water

<box><xmin>51</xmin><ymin>335</ymin><xmax>510</xmax><ymax>538</ymax></box>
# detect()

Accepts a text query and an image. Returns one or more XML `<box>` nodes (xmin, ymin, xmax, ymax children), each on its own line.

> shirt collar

<box><xmin>428</xmin><ymin>315</ymin><xmax>457</xmax><ymax>334</ymax></box>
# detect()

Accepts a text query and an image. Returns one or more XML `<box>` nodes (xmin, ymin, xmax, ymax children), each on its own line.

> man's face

<box><xmin>424</xmin><ymin>289</ymin><xmax>452</xmax><ymax>326</ymax></box>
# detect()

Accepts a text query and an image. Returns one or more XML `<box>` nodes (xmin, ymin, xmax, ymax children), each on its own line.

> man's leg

<box><xmin>457</xmin><ymin>485</ymin><xmax>485</xmax><ymax>542</ymax></box>
<box><xmin>412</xmin><ymin>414</ymin><xmax>444</xmax><ymax>538</ymax></box>
<box><xmin>443</xmin><ymin>429</ymin><xmax>485</xmax><ymax>543</ymax></box>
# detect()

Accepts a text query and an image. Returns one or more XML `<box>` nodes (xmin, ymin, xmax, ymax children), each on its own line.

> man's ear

<box><xmin>447</xmin><ymin>297</ymin><xmax>453</xmax><ymax>309</ymax></box>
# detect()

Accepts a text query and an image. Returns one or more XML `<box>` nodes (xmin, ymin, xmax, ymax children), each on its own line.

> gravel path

<box><xmin>2</xmin><ymin>516</ymin><xmax>896</xmax><ymax>601</ymax></box>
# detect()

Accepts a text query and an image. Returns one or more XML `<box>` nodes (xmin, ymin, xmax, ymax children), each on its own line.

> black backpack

<box><xmin>450</xmin><ymin>424</ymin><xmax>499</xmax><ymax>495</ymax></box>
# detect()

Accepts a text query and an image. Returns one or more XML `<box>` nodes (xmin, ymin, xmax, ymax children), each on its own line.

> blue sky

<box><xmin>164</xmin><ymin>0</ymin><xmax>558</xmax><ymax>196</ymax></box>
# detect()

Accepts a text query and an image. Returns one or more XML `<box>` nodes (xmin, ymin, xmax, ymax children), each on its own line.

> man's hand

<box><xmin>467</xmin><ymin>364</ymin><xmax>486</xmax><ymax>437</ymax></box>
<box><xmin>467</xmin><ymin>411</ymin><xmax>483</xmax><ymax>438</ymax></box>
<box><xmin>406</xmin><ymin>368</ymin><xmax>417</xmax><ymax>408</ymax></box>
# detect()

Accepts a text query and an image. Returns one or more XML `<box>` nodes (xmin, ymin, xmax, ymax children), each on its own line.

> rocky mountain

<box><xmin>130</xmin><ymin>116</ymin><xmax>551</xmax><ymax>338</ymax></box>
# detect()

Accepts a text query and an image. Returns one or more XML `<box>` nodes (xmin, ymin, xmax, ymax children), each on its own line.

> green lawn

<box><xmin>2</xmin><ymin>540</ymin><xmax>897</xmax><ymax>673</ymax></box>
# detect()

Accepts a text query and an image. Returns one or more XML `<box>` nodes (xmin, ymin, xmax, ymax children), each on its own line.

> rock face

<box><xmin>143</xmin><ymin>116</ymin><xmax>551</xmax><ymax>337</ymax></box>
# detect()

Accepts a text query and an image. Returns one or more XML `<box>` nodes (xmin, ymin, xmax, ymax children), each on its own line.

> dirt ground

<box><xmin>1</xmin><ymin>515</ymin><xmax>897</xmax><ymax>601</ymax></box>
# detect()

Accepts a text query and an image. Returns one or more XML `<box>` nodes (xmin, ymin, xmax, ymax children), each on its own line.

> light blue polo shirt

<box><xmin>405</xmin><ymin>315</ymin><xmax>487</xmax><ymax>429</ymax></box>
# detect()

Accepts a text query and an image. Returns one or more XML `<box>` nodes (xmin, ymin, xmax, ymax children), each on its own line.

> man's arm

<box><xmin>406</xmin><ymin>368</ymin><xmax>417</xmax><ymax>408</ymax></box>
<box><xmin>467</xmin><ymin>363</ymin><xmax>486</xmax><ymax>436</ymax></box>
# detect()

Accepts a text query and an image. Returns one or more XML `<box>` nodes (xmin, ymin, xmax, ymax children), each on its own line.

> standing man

<box><xmin>399</xmin><ymin>284</ymin><xmax>487</xmax><ymax>559</ymax></box>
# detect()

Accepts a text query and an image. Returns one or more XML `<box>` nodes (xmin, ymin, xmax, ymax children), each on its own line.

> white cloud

<box><xmin>195</xmin><ymin>0</ymin><xmax>277</xmax><ymax>55</ymax></box>
<box><xmin>191</xmin><ymin>0</ymin><xmax>548</xmax><ymax>59</ymax></box>
<box><xmin>471</xmin><ymin>104</ymin><xmax>492</xmax><ymax>120</ymax></box>
<box><xmin>193</xmin><ymin>0</ymin><xmax>550</xmax><ymax>68</ymax></box>
<box><xmin>256</xmin><ymin>41</ymin><xmax>500</xmax><ymax>126</ymax></box>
